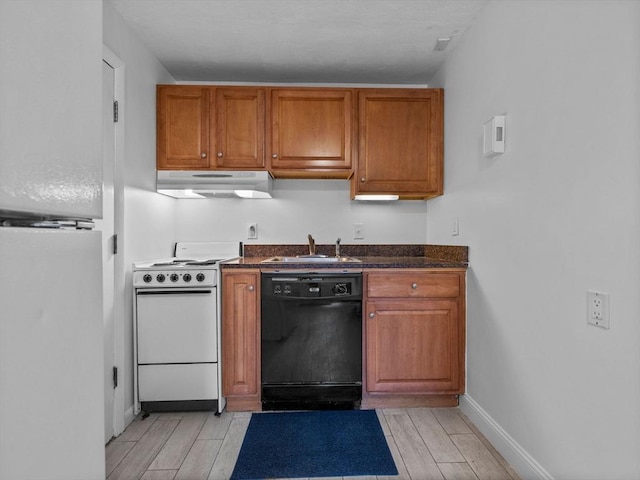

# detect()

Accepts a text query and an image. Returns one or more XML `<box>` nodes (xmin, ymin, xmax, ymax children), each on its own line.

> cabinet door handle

<box><xmin>369</xmin><ymin>312</ymin><xmax>375</xmax><ymax>318</ymax></box>
<box><xmin>360</xmin><ymin>177</ymin><xmax>365</xmax><ymax>182</ymax></box>
<box><xmin>272</xmin><ymin>153</ymin><xmax>278</xmax><ymax>159</ymax></box>
<box><xmin>217</xmin><ymin>152</ymin><xmax>223</xmax><ymax>158</ymax></box>
<box><xmin>201</xmin><ymin>152</ymin><xmax>207</xmax><ymax>158</ymax></box>
<box><xmin>411</xmin><ymin>283</ymin><xmax>418</xmax><ymax>289</ymax></box>
<box><xmin>247</xmin><ymin>285</ymin><xmax>255</xmax><ymax>292</ymax></box>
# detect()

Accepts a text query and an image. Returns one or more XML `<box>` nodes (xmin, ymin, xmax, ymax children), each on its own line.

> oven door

<box><xmin>136</xmin><ymin>288</ymin><xmax>216</xmax><ymax>363</ymax></box>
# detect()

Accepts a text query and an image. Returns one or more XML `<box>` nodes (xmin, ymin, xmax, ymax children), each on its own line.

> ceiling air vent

<box><xmin>433</xmin><ymin>37</ymin><xmax>452</xmax><ymax>52</ymax></box>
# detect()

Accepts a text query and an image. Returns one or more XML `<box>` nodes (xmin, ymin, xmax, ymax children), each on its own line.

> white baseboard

<box><xmin>459</xmin><ymin>394</ymin><xmax>554</xmax><ymax>480</ymax></box>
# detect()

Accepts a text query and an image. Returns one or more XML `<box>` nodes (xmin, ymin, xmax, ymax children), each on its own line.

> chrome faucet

<box><xmin>335</xmin><ymin>237</ymin><xmax>341</xmax><ymax>257</ymax></box>
<box><xmin>307</xmin><ymin>234</ymin><xmax>316</xmax><ymax>255</ymax></box>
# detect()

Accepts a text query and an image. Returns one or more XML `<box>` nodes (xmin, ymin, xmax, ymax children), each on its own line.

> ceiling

<box><xmin>108</xmin><ymin>0</ymin><xmax>489</xmax><ymax>85</ymax></box>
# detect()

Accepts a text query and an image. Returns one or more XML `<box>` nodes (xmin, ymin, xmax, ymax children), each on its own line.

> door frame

<box><xmin>102</xmin><ymin>46</ymin><xmax>126</xmax><ymax>438</ymax></box>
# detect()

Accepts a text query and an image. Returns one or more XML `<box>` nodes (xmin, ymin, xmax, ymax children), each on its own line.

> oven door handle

<box><xmin>136</xmin><ymin>289</ymin><xmax>213</xmax><ymax>295</ymax></box>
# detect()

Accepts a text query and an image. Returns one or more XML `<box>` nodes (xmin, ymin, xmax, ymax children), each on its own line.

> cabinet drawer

<box><xmin>367</xmin><ymin>272</ymin><xmax>460</xmax><ymax>298</ymax></box>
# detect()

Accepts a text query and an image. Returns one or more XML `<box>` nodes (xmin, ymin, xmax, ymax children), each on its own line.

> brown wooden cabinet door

<box><xmin>269</xmin><ymin>89</ymin><xmax>353</xmax><ymax>175</ymax></box>
<box><xmin>354</xmin><ymin>88</ymin><xmax>443</xmax><ymax>198</ymax></box>
<box><xmin>221</xmin><ymin>271</ymin><xmax>260</xmax><ymax>408</ymax></box>
<box><xmin>365</xmin><ymin>298</ymin><xmax>461</xmax><ymax>394</ymax></box>
<box><xmin>214</xmin><ymin>88</ymin><xmax>266</xmax><ymax>169</ymax></box>
<box><xmin>157</xmin><ymin>86</ymin><xmax>210</xmax><ymax>169</ymax></box>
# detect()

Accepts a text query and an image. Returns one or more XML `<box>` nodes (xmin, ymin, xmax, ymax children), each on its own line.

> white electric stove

<box><xmin>132</xmin><ymin>242</ymin><xmax>239</xmax><ymax>414</ymax></box>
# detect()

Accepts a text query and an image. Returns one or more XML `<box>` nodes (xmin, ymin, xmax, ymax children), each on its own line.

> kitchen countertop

<box><xmin>220</xmin><ymin>244</ymin><xmax>468</xmax><ymax>270</ymax></box>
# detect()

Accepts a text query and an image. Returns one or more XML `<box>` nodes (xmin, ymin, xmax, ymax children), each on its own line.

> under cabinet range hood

<box><xmin>157</xmin><ymin>170</ymin><xmax>273</xmax><ymax>199</ymax></box>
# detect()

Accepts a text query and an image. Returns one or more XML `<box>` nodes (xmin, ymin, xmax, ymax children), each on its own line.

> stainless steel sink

<box><xmin>261</xmin><ymin>255</ymin><xmax>362</xmax><ymax>263</ymax></box>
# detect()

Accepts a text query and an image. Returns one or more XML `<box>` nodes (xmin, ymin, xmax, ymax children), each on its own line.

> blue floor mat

<box><xmin>230</xmin><ymin>409</ymin><xmax>398</xmax><ymax>479</ymax></box>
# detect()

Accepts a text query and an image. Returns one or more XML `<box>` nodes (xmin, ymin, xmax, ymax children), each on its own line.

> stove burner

<box><xmin>184</xmin><ymin>259</ymin><xmax>221</xmax><ymax>266</ymax></box>
<box><xmin>151</xmin><ymin>259</ymin><xmax>195</xmax><ymax>267</ymax></box>
<box><xmin>150</xmin><ymin>258</ymin><xmax>221</xmax><ymax>267</ymax></box>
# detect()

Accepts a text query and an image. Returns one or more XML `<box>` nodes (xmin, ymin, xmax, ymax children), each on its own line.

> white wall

<box><xmin>427</xmin><ymin>1</ymin><xmax>640</xmax><ymax>479</ymax></box>
<box><xmin>103</xmin><ymin>1</ymin><xmax>176</xmax><ymax>423</ymax></box>
<box><xmin>175</xmin><ymin>180</ymin><xmax>428</xmax><ymax>245</ymax></box>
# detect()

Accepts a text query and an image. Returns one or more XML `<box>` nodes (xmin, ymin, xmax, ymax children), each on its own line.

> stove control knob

<box><xmin>196</xmin><ymin>273</ymin><xmax>205</xmax><ymax>282</ymax></box>
<box><xmin>183</xmin><ymin>273</ymin><xmax>192</xmax><ymax>282</ymax></box>
<box><xmin>170</xmin><ymin>273</ymin><xmax>179</xmax><ymax>282</ymax></box>
<box><xmin>143</xmin><ymin>274</ymin><xmax>152</xmax><ymax>283</ymax></box>
<box><xmin>156</xmin><ymin>274</ymin><xmax>166</xmax><ymax>283</ymax></box>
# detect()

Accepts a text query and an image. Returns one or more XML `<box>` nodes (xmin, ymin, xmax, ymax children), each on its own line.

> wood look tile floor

<box><xmin>106</xmin><ymin>407</ymin><xmax>521</xmax><ymax>480</ymax></box>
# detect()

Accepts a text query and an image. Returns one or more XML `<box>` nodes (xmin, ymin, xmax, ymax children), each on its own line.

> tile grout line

<box><xmin>457</xmin><ymin>411</ymin><xmax>521</xmax><ymax>480</ymax></box>
<box><xmin>146</xmin><ymin>416</ymin><xmax>182</xmax><ymax>475</ymax></box>
<box><xmin>200</xmin><ymin>414</ymin><xmax>227</xmax><ymax>480</ymax></box>
<box><xmin>403</xmin><ymin>407</ymin><xmax>446</xmax><ymax>475</ymax></box>
<box><xmin>382</xmin><ymin>409</ymin><xmax>420</xmax><ymax>480</ymax></box>
<box><xmin>108</xmin><ymin>417</ymin><xmax>180</xmax><ymax>480</ymax></box>
<box><xmin>107</xmin><ymin>415</ymin><xmax>160</xmax><ymax>478</ymax></box>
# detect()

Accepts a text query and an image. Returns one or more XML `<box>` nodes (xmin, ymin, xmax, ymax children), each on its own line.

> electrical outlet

<box><xmin>587</xmin><ymin>290</ymin><xmax>609</xmax><ymax>329</ymax></box>
<box><xmin>354</xmin><ymin>223</ymin><xmax>364</xmax><ymax>240</ymax></box>
<box><xmin>247</xmin><ymin>223</ymin><xmax>258</xmax><ymax>240</ymax></box>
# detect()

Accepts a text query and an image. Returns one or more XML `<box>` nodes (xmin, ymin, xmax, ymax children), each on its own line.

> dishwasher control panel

<box><xmin>263</xmin><ymin>273</ymin><xmax>362</xmax><ymax>299</ymax></box>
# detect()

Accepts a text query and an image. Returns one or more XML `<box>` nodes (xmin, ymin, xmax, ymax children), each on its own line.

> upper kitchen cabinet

<box><xmin>157</xmin><ymin>86</ymin><xmax>266</xmax><ymax>170</ymax></box>
<box><xmin>214</xmin><ymin>88</ymin><xmax>266</xmax><ymax>169</ymax></box>
<box><xmin>156</xmin><ymin>85</ymin><xmax>445</xmax><ymax>189</ymax></box>
<box><xmin>157</xmin><ymin>86</ymin><xmax>211</xmax><ymax>169</ymax></box>
<box><xmin>268</xmin><ymin>89</ymin><xmax>354</xmax><ymax>178</ymax></box>
<box><xmin>353</xmin><ymin>89</ymin><xmax>444</xmax><ymax>199</ymax></box>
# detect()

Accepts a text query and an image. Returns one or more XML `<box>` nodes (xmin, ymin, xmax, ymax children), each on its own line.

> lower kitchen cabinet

<box><xmin>363</xmin><ymin>269</ymin><xmax>466</xmax><ymax>408</ymax></box>
<box><xmin>221</xmin><ymin>270</ymin><xmax>261</xmax><ymax>411</ymax></box>
<box><xmin>220</xmin><ymin>267</ymin><xmax>466</xmax><ymax>411</ymax></box>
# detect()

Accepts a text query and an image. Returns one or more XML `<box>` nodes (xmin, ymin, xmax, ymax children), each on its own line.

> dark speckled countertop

<box><xmin>220</xmin><ymin>244</ymin><xmax>468</xmax><ymax>270</ymax></box>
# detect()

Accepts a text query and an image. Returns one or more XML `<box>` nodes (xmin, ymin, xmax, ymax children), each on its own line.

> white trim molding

<box><xmin>459</xmin><ymin>394</ymin><xmax>555</xmax><ymax>480</ymax></box>
<box><xmin>102</xmin><ymin>45</ymin><xmax>127</xmax><ymax>438</ymax></box>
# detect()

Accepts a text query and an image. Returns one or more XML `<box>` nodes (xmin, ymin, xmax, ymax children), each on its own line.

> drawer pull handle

<box><xmin>369</xmin><ymin>312</ymin><xmax>375</xmax><ymax>318</ymax></box>
<box><xmin>411</xmin><ymin>283</ymin><xmax>418</xmax><ymax>289</ymax></box>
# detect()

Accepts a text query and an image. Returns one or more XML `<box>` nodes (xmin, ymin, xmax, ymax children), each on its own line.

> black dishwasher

<box><xmin>261</xmin><ymin>272</ymin><xmax>362</xmax><ymax>410</ymax></box>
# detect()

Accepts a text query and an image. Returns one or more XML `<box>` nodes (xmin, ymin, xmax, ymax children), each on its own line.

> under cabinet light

<box><xmin>354</xmin><ymin>194</ymin><xmax>400</xmax><ymax>201</ymax></box>
<box><xmin>157</xmin><ymin>189</ymin><xmax>206</xmax><ymax>199</ymax></box>
<box><xmin>234</xmin><ymin>190</ymin><xmax>273</xmax><ymax>199</ymax></box>
<box><xmin>433</xmin><ymin>37</ymin><xmax>452</xmax><ymax>51</ymax></box>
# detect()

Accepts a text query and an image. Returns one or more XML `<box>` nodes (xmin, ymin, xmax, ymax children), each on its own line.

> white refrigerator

<box><xmin>0</xmin><ymin>1</ymin><xmax>105</xmax><ymax>479</ymax></box>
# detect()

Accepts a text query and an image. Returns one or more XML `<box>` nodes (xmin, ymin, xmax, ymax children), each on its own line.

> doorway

<box><xmin>100</xmin><ymin>48</ymin><xmax>125</xmax><ymax>443</ymax></box>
